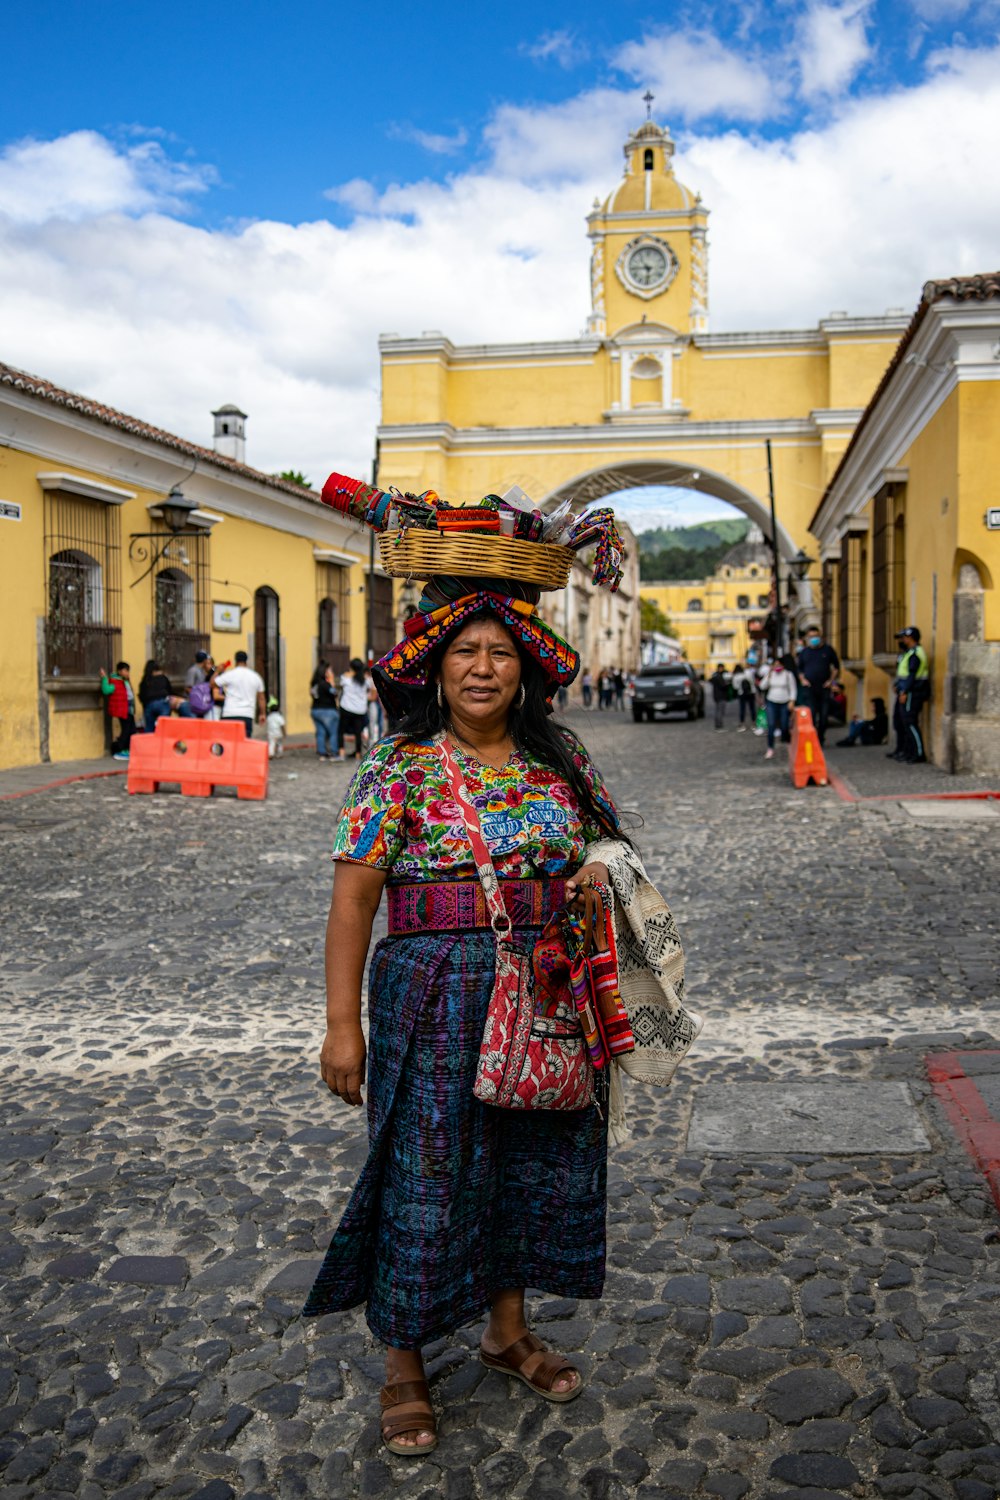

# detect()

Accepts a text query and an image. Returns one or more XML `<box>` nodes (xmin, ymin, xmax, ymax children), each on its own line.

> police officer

<box><xmin>888</xmin><ymin>625</ymin><xmax>930</xmax><ymax>763</ymax></box>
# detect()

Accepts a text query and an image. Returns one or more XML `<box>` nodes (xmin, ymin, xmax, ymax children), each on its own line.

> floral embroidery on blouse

<box><xmin>332</xmin><ymin>735</ymin><xmax>617</xmax><ymax>881</ymax></box>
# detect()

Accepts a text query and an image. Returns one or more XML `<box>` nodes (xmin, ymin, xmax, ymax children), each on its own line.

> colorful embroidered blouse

<box><xmin>332</xmin><ymin>734</ymin><xmax>616</xmax><ymax>881</ymax></box>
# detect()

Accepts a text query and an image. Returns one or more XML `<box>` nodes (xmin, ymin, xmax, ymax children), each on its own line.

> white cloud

<box><xmin>0</xmin><ymin>130</ymin><xmax>213</xmax><ymax>224</ymax></box>
<box><xmin>387</xmin><ymin>122</ymin><xmax>469</xmax><ymax>155</ymax></box>
<box><xmin>796</xmin><ymin>1</ymin><xmax>873</xmax><ymax>98</ymax></box>
<box><xmin>522</xmin><ymin>29</ymin><xmax>589</xmax><ymax>68</ymax></box>
<box><xmin>613</xmin><ymin>30</ymin><xmax>779</xmax><ymax>122</ymax></box>
<box><xmin>1</xmin><ymin>37</ymin><xmax>999</xmax><ymax>492</ymax></box>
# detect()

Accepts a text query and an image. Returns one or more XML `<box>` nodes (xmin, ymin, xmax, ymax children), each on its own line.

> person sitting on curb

<box><xmin>100</xmin><ymin>662</ymin><xmax>136</xmax><ymax>760</ymax></box>
<box><xmin>836</xmin><ymin>697</ymin><xmax>889</xmax><ymax>748</ymax></box>
<box><xmin>138</xmin><ymin>660</ymin><xmax>194</xmax><ymax>734</ymax></box>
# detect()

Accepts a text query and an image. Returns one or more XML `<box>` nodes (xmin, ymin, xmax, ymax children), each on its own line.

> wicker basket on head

<box><xmin>378</xmin><ymin>530</ymin><xmax>575</xmax><ymax>591</ymax></box>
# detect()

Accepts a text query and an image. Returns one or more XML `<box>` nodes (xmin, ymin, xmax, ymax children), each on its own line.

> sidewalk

<box><xmin>823</xmin><ymin>738</ymin><xmax>1000</xmax><ymax>801</ymax></box>
<box><xmin>0</xmin><ymin>734</ymin><xmax>320</xmax><ymax>800</ymax></box>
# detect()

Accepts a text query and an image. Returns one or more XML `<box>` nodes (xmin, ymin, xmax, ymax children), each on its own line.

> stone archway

<box><xmin>543</xmin><ymin>458</ymin><xmax>814</xmax><ymax>611</ymax></box>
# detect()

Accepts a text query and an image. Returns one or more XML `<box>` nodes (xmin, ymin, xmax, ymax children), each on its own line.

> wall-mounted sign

<box><xmin>0</xmin><ymin>501</ymin><xmax>22</xmax><ymax>521</ymax></box>
<box><xmin>986</xmin><ymin>508</ymin><xmax>1000</xmax><ymax>530</ymax></box>
<box><xmin>213</xmin><ymin>601</ymin><xmax>242</xmax><ymax>632</ymax></box>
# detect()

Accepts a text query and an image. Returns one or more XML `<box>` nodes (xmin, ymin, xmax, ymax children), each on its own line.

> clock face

<box><xmin>627</xmin><ymin>244</ymin><xmax>669</xmax><ymax>288</ymax></box>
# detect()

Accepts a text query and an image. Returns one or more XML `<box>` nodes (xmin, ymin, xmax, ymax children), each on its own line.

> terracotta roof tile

<box><xmin>0</xmin><ymin>359</ymin><xmax>323</xmax><ymax>504</ymax></box>
<box><xmin>812</xmin><ymin>271</ymin><xmax>1000</xmax><ymax>530</ymax></box>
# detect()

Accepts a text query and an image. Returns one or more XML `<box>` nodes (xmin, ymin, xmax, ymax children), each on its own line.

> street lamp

<box><xmin>161</xmin><ymin>487</ymin><xmax>199</xmax><ymax>533</ymax></box>
<box><xmin>128</xmin><ymin>486</ymin><xmax>200</xmax><ymax>586</ymax></box>
<box><xmin>789</xmin><ymin>547</ymin><xmax>814</xmax><ymax>583</ymax></box>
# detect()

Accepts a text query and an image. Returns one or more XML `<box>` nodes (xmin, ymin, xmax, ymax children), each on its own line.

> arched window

<box><xmin>749</xmin><ymin>566</ymin><xmax>758</xmax><ymax>577</ymax></box>
<box><xmin>737</xmin><ymin>594</ymin><xmax>750</xmax><ymax>608</ymax></box>
<box><xmin>154</xmin><ymin>567</ymin><xmax>202</xmax><ymax>677</ymax></box>
<box><xmin>43</xmin><ymin>486</ymin><xmax>121</xmax><ymax>678</ymax></box>
<box><xmin>686</xmin><ymin>599</ymin><xmax>703</xmax><ymax>612</ymax></box>
<box><xmin>643</xmin><ymin>148</ymin><xmax>654</xmax><ymax>170</ymax></box>
<box><xmin>629</xmin><ymin>355</ymin><xmax>663</xmax><ymax>408</ymax></box>
<box><xmin>757</xmin><ymin>593</ymin><xmax>769</xmax><ymax>608</ymax></box>
<box><xmin>47</xmin><ymin>548</ymin><xmax>108</xmax><ymax>676</ymax></box>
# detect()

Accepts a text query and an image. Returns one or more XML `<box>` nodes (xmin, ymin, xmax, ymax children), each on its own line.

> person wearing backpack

<box><xmin>185</xmin><ymin>650</ymin><xmax>216</xmax><ymax>718</ymax></box>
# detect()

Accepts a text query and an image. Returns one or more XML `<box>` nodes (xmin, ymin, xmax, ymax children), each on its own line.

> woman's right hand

<box><xmin>320</xmin><ymin>1022</ymin><xmax>367</xmax><ymax>1106</ymax></box>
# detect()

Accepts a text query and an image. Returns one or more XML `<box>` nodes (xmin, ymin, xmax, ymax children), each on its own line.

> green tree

<box><xmin>277</xmin><ymin>469</ymin><xmax>311</xmax><ymax>488</ymax></box>
<box><xmin>640</xmin><ymin>597</ymin><xmax>677</xmax><ymax>637</ymax></box>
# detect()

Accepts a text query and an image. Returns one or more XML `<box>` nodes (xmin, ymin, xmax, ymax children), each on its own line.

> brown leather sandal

<box><xmin>479</xmin><ymin>1331</ymin><xmax>583</xmax><ymax>1403</ymax></box>
<box><xmin>379</xmin><ymin>1378</ymin><xmax>438</xmax><ymax>1456</ymax></box>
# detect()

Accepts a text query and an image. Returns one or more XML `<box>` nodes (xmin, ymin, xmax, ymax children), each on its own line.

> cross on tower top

<box><xmin>643</xmin><ymin>90</ymin><xmax>654</xmax><ymax>119</ymax></box>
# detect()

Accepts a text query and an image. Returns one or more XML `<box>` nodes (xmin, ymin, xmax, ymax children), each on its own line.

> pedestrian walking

<box><xmin>836</xmin><ymin>697</ymin><xmax>889</xmax><ymax>747</ymax></box>
<box><xmin>796</xmin><ymin>626</ymin><xmax>840</xmax><ymax>745</ymax></box>
<box><xmin>137</xmin><ymin>660</ymin><xmax>193</xmax><ymax>733</ymax></box>
<box><xmin>99</xmin><ymin>662</ymin><xmax>136</xmax><ymax>759</ymax></box>
<box><xmin>338</xmin><ymin>658</ymin><xmax>370</xmax><ymax>759</ymax></box>
<box><xmin>599</xmin><ymin>670</ymin><xmax>614</xmax><ymax>710</ymax></box>
<box><xmin>759</xmin><ymin>656</ymin><xmax>796</xmax><ymax>759</ymax></box>
<box><xmin>310</xmin><ymin>662</ymin><xmax>340</xmax><ymax>760</ymax></box>
<box><xmin>214</xmin><ymin>651</ymin><xmax>266</xmax><ymax>738</ymax></box>
<box><xmin>730</xmin><ymin>662</ymin><xmax>756</xmax><ymax>731</ymax></box>
<box><xmin>581</xmin><ymin>668</ymin><xmax>593</xmax><ymax>709</ymax></box>
<box><xmin>303</xmin><ymin>491</ymin><xmax>698</xmax><ymax>1460</ymax></box>
<box><xmin>889</xmin><ymin>626</ymin><xmax>930</xmax><ymax>763</ymax></box>
<box><xmin>709</xmin><ymin>664</ymin><xmax>728</xmax><ymax>729</ymax></box>
<box><xmin>556</xmin><ymin>683</ymin><xmax>569</xmax><ymax>711</ymax></box>
<box><xmin>613</xmin><ymin>668</ymin><xmax>625</xmax><ymax>711</ymax></box>
<box><xmin>266</xmin><ymin>697</ymin><xmax>286</xmax><ymax>758</ymax></box>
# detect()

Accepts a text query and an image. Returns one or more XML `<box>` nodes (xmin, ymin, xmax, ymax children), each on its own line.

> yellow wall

<box><xmin>0</xmin><ymin>443</ymin><xmax>372</xmax><ymax>770</ymax></box>
<box><xmin>830</xmin><ymin>380</ymin><xmax>1000</xmax><ymax>762</ymax></box>
<box><xmin>643</xmin><ymin>562</ymin><xmax>772</xmax><ymax>673</ymax></box>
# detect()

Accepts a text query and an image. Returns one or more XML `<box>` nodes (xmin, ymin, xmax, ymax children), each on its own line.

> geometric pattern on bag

<box><xmin>436</xmin><ymin>736</ymin><xmax>595</xmax><ymax>1112</ymax></box>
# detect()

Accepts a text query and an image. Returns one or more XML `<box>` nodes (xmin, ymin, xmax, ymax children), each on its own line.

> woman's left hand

<box><xmin>565</xmin><ymin>861</ymin><xmax>609</xmax><ymax>907</ymax></box>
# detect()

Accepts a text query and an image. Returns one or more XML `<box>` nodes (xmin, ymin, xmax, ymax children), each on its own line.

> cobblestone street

<box><xmin>2</xmin><ymin>711</ymin><xmax>1000</xmax><ymax>1500</ymax></box>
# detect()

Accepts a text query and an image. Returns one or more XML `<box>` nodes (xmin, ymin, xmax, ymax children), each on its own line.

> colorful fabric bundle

<box><xmin>565</xmin><ymin>881</ymin><xmax>635</xmax><ymax>1069</ymax></box>
<box><xmin>374</xmin><ymin>590</ymin><xmax>579</xmax><ymax>717</ymax></box>
<box><xmin>436</xmin><ymin>508</ymin><xmax>501</xmax><ymax>534</ymax></box>
<box><xmin>565</xmin><ymin>507</ymin><xmax>626</xmax><ymax>592</ymax></box>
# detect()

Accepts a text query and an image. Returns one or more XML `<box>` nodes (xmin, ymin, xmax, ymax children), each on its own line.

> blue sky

<box><xmin>1</xmin><ymin>0</ymin><xmax>998</xmax><ymax>522</ymax></box>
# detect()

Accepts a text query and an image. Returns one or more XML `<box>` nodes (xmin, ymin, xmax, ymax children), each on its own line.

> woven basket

<box><xmin>378</xmin><ymin>530</ymin><xmax>575</xmax><ymax>591</ymax></box>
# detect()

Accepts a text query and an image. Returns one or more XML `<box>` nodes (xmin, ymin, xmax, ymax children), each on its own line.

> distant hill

<box><xmin>637</xmin><ymin>518</ymin><xmax>749</xmax><ymax>554</ymax></box>
<box><xmin>637</xmin><ymin>517</ymin><xmax>751</xmax><ymax>582</ymax></box>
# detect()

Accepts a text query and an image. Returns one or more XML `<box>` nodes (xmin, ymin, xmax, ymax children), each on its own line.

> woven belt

<box><xmin>386</xmin><ymin>878</ymin><xmax>567</xmax><ymax>935</ymax></box>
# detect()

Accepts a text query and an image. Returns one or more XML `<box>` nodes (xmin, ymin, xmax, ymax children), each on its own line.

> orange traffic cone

<box><xmin>788</xmin><ymin>705</ymin><xmax>828</xmax><ymax>788</ymax></box>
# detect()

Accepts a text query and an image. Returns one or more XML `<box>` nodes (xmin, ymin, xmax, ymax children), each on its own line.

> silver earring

<box><xmin>437</xmin><ymin>682</ymin><xmax>445</xmax><ymax>710</ymax></box>
<box><xmin>516</xmin><ymin>684</ymin><xmax>525</xmax><ymax>709</ymax></box>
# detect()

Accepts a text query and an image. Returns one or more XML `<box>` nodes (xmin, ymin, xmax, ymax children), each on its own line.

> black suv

<box><xmin>632</xmin><ymin>662</ymin><xmax>705</xmax><ymax>721</ymax></box>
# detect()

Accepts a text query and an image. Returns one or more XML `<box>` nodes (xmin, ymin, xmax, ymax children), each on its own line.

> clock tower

<box><xmin>587</xmin><ymin>114</ymin><xmax>709</xmax><ymax>341</ymax></box>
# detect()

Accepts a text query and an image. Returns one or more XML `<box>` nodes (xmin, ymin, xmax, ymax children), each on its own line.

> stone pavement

<box><xmin>1</xmin><ymin>709</ymin><xmax>1000</xmax><ymax>1500</ymax></box>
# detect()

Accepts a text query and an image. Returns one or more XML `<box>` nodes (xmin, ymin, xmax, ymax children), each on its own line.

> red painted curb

<box><xmin>828</xmin><ymin>770</ymin><xmax>1000</xmax><ymax>806</ymax></box>
<box><xmin>926</xmin><ymin>1050</ymin><xmax>1000</xmax><ymax>1214</ymax></box>
<box><xmin>0</xmin><ymin>768</ymin><xmax>127</xmax><ymax>802</ymax></box>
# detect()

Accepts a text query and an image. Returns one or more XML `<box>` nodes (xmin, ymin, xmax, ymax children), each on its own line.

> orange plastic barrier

<box><xmin>788</xmin><ymin>704</ymin><xmax>828</xmax><ymax>789</ymax></box>
<box><xmin>127</xmin><ymin>718</ymin><xmax>269</xmax><ymax>799</ymax></box>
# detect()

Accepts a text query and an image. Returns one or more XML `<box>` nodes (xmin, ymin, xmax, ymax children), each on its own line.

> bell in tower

<box><xmin>586</xmin><ymin>101</ymin><xmax>709</xmax><ymax>339</ymax></box>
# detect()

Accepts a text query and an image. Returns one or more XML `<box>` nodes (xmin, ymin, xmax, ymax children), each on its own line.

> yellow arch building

<box><xmin>377</xmin><ymin>115</ymin><xmax>909</xmax><ymax>612</ymax></box>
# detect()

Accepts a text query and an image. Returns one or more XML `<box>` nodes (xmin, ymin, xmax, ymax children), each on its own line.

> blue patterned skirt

<box><xmin>302</xmin><ymin>929</ymin><xmax>608</xmax><ymax>1348</ymax></box>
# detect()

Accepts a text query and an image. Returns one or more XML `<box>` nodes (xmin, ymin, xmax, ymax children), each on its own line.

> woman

<box><xmin>759</xmin><ymin>654</ymin><xmax>796</xmax><ymax>759</ymax></box>
<box><xmin>304</xmin><ymin>598</ymin><xmax>623</xmax><ymax>1456</ymax></box>
<box><xmin>730</xmin><ymin>662</ymin><xmax>757</xmax><ymax>732</ymax></box>
<box><xmin>310</xmin><ymin>661</ymin><xmax>340</xmax><ymax>760</ymax></box>
<box><xmin>338</xmin><ymin>657</ymin><xmax>369</xmax><ymax>759</ymax></box>
<box><xmin>138</xmin><ymin>659</ymin><xmax>191</xmax><ymax>732</ymax></box>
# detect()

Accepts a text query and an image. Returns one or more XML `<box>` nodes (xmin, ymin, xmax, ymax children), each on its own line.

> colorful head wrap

<box><xmin>374</xmin><ymin>592</ymin><xmax>579</xmax><ymax>718</ymax></box>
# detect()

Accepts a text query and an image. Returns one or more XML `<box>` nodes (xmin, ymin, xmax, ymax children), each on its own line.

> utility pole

<box><xmin>367</xmin><ymin>439</ymin><xmax>380</xmax><ymax>664</ymax></box>
<box><xmin>766</xmin><ymin>438</ymin><xmax>783</xmax><ymax>658</ymax></box>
